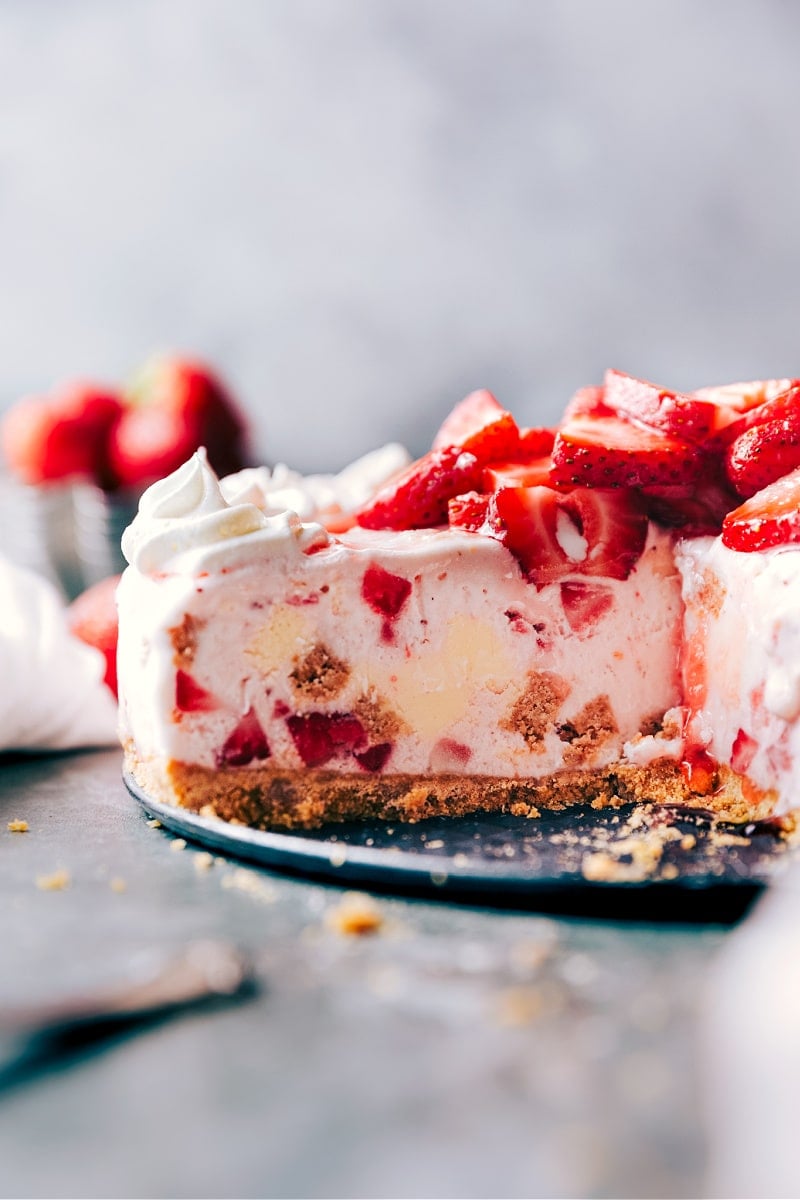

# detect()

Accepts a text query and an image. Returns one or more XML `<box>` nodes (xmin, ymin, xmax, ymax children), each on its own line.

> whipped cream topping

<box><xmin>122</xmin><ymin>450</ymin><xmax>330</xmax><ymax>575</ymax></box>
<box><xmin>219</xmin><ymin>443</ymin><xmax>410</xmax><ymax>521</ymax></box>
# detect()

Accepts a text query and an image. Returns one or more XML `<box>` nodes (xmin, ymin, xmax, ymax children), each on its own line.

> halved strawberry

<box><xmin>490</xmin><ymin>485</ymin><xmax>647</xmax><ymax>584</ymax></box>
<box><xmin>604</xmin><ymin>369</ymin><xmax>718</xmax><ymax>443</ymax></box>
<box><xmin>431</xmin><ymin>389</ymin><xmax>520</xmax><ymax>462</ymax></box>
<box><xmin>559</xmin><ymin>488</ymin><xmax>648</xmax><ymax>579</ymax></box>
<box><xmin>67</xmin><ymin>573</ymin><xmax>121</xmax><ymax>696</ymax></box>
<box><xmin>725</xmin><ymin>404</ymin><xmax>800</xmax><ymax>498</ymax></box>
<box><xmin>550</xmin><ymin>413</ymin><xmax>702</xmax><ymax>489</ymax></box>
<box><xmin>721</xmin><ymin>466</ymin><xmax>800</xmax><ymax>551</ymax></box>
<box><xmin>356</xmin><ymin>446</ymin><xmax>483</xmax><ymax>530</ymax></box>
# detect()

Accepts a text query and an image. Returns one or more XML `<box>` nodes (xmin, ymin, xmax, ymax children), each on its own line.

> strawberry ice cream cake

<box><xmin>117</xmin><ymin>372</ymin><xmax>800</xmax><ymax>829</ymax></box>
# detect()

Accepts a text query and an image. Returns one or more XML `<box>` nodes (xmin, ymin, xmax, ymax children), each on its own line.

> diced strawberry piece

<box><xmin>604</xmin><ymin>369</ymin><xmax>717</xmax><ymax>443</ymax></box>
<box><xmin>286</xmin><ymin>712</ymin><xmax>366</xmax><ymax>767</ymax></box>
<box><xmin>215</xmin><ymin>708</ymin><xmax>271</xmax><ymax>767</ymax></box>
<box><xmin>550</xmin><ymin>414</ymin><xmax>702</xmax><ymax>489</ymax></box>
<box><xmin>483</xmin><ymin>457</ymin><xmax>555</xmax><ymax>491</ymax></box>
<box><xmin>356</xmin><ymin>446</ymin><xmax>483</xmax><ymax>530</ymax></box>
<box><xmin>725</xmin><ymin>389</ymin><xmax>800</xmax><ymax>497</ymax></box>
<box><xmin>730</xmin><ymin>728</ymin><xmax>758</xmax><ymax>775</ymax></box>
<box><xmin>361</xmin><ymin>565</ymin><xmax>412</xmax><ymax>618</ymax></box>
<box><xmin>448</xmin><ymin>491</ymin><xmax>491</xmax><ymax>532</ymax></box>
<box><xmin>354</xmin><ymin>742</ymin><xmax>393</xmax><ymax>772</ymax></box>
<box><xmin>722</xmin><ymin>466</ymin><xmax>800</xmax><ymax>552</ymax></box>
<box><xmin>431</xmin><ymin>389</ymin><xmax>520</xmax><ymax>463</ymax></box>
<box><xmin>560</xmin><ymin>582</ymin><xmax>614</xmax><ymax>633</ymax></box>
<box><xmin>518</xmin><ymin>427</ymin><xmax>556</xmax><ymax>457</ymax></box>
<box><xmin>175</xmin><ymin>670</ymin><xmax>219</xmax><ymax>712</ymax></box>
<box><xmin>559</xmin><ymin>488</ymin><xmax>648</xmax><ymax>580</ymax></box>
<box><xmin>562</xmin><ymin>386</ymin><xmax>611</xmax><ymax>422</ymax></box>
<box><xmin>681</xmin><ymin>747</ymin><xmax>719</xmax><ymax>795</ymax></box>
<box><xmin>1</xmin><ymin>384</ymin><xmax>123</xmax><ymax>487</ymax></box>
<box><xmin>67</xmin><ymin>574</ymin><xmax>121</xmax><ymax>696</ymax></box>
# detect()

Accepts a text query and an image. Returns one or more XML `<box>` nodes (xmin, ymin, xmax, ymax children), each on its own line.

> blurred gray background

<box><xmin>2</xmin><ymin>0</ymin><xmax>800</xmax><ymax>470</ymax></box>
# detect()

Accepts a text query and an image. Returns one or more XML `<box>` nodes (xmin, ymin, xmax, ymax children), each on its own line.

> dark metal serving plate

<box><xmin>124</xmin><ymin>772</ymin><xmax>798</xmax><ymax>922</ymax></box>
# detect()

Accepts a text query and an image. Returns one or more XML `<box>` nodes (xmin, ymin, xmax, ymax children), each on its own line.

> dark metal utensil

<box><xmin>0</xmin><ymin>940</ymin><xmax>258</xmax><ymax>1093</ymax></box>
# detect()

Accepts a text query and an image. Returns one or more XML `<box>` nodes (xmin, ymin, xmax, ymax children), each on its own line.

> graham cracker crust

<box><xmin>123</xmin><ymin>744</ymin><xmax>779</xmax><ymax>831</ymax></box>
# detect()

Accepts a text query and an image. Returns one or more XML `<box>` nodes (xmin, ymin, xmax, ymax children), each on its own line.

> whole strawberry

<box><xmin>108</xmin><ymin>356</ymin><xmax>249</xmax><ymax>488</ymax></box>
<box><xmin>1</xmin><ymin>382</ymin><xmax>123</xmax><ymax>487</ymax></box>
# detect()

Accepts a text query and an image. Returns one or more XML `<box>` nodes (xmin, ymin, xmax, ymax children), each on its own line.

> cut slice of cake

<box><xmin>117</xmin><ymin>375</ymin><xmax>800</xmax><ymax>829</ymax></box>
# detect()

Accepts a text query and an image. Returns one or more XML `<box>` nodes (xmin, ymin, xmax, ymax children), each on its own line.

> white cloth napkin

<box><xmin>0</xmin><ymin>554</ymin><xmax>119</xmax><ymax>750</ymax></box>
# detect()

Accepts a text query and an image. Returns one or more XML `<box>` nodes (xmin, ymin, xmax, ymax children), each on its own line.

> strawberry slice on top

<box><xmin>432</xmin><ymin>389</ymin><xmax>521</xmax><ymax>463</ymax></box>
<box><xmin>603</xmin><ymin>369</ymin><xmax>719</xmax><ymax>443</ymax></box>
<box><xmin>550</xmin><ymin>412</ymin><xmax>702</xmax><ymax>489</ymax></box>
<box><xmin>356</xmin><ymin>446</ymin><xmax>483</xmax><ymax>530</ymax></box>
<box><xmin>490</xmin><ymin>485</ymin><xmax>647</xmax><ymax>584</ymax></box>
<box><xmin>725</xmin><ymin>400</ymin><xmax>800</xmax><ymax>499</ymax></box>
<box><xmin>722</xmin><ymin>466</ymin><xmax>800</xmax><ymax>552</ymax></box>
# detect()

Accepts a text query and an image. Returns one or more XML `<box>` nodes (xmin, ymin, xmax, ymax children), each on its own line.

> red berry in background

<box><xmin>67</xmin><ymin>574</ymin><xmax>121</xmax><ymax>697</ymax></box>
<box><xmin>1</xmin><ymin>383</ymin><xmax>123</xmax><ymax>487</ymax></box>
<box><xmin>108</xmin><ymin>356</ymin><xmax>249</xmax><ymax>488</ymax></box>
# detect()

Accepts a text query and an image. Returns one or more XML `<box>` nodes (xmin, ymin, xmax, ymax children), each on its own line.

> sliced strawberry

<box><xmin>562</xmin><ymin>385</ymin><xmax>611</xmax><ymax>422</ymax></box>
<box><xmin>518</xmin><ymin>426</ymin><xmax>556</xmax><ymax>457</ymax></box>
<box><xmin>693</xmin><ymin>378</ymin><xmax>797</xmax><ymax>439</ymax></box>
<box><xmin>722</xmin><ymin>466</ymin><xmax>800</xmax><ymax>551</ymax></box>
<box><xmin>448</xmin><ymin>491</ymin><xmax>491</xmax><ymax>532</ymax></box>
<box><xmin>641</xmin><ymin>472</ymin><xmax>740</xmax><ymax>536</ymax></box>
<box><xmin>491</xmin><ymin>485</ymin><xmax>648</xmax><ymax>584</ymax></box>
<box><xmin>356</xmin><ymin>446</ymin><xmax>482</xmax><ymax>530</ymax></box>
<box><xmin>490</xmin><ymin>486</ymin><xmax>566</xmax><ymax>583</ymax></box>
<box><xmin>559</xmin><ymin>488</ymin><xmax>648</xmax><ymax>580</ymax></box>
<box><xmin>215</xmin><ymin>708</ymin><xmax>271</xmax><ymax>767</ymax></box>
<box><xmin>604</xmin><ymin>369</ymin><xmax>717</xmax><ymax>443</ymax></box>
<box><xmin>67</xmin><ymin>574</ymin><xmax>121</xmax><ymax>696</ymax></box>
<box><xmin>483</xmin><ymin>456</ymin><xmax>555</xmax><ymax>491</ymax></box>
<box><xmin>431</xmin><ymin>389</ymin><xmax>520</xmax><ymax>462</ymax></box>
<box><xmin>550</xmin><ymin>414</ymin><xmax>702</xmax><ymax>489</ymax></box>
<box><xmin>725</xmin><ymin>388</ymin><xmax>800</xmax><ymax>497</ymax></box>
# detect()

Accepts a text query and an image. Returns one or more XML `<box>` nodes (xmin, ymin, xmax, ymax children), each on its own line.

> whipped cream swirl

<box><xmin>122</xmin><ymin>450</ymin><xmax>330</xmax><ymax>575</ymax></box>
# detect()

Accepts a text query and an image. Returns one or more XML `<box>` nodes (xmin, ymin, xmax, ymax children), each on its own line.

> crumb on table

<box><xmin>36</xmin><ymin>869</ymin><xmax>70</xmax><ymax>891</ymax></box>
<box><xmin>325</xmin><ymin>891</ymin><xmax>384</xmax><ymax>936</ymax></box>
<box><xmin>7</xmin><ymin>819</ymin><xmax>28</xmax><ymax>833</ymax></box>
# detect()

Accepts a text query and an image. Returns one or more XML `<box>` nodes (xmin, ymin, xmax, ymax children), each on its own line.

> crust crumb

<box><xmin>501</xmin><ymin>671</ymin><xmax>571</xmax><ymax>752</ymax></box>
<box><xmin>290</xmin><ymin>643</ymin><xmax>350</xmax><ymax>701</ymax></box>
<box><xmin>169</xmin><ymin>614</ymin><xmax>202</xmax><ymax>668</ymax></box>
<box><xmin>7</xmin><ymin>819</ymin><xmax>28</xmax><ymax>833</ymax></box>
<box><xmin>326</xmin><ymin>891</ymin><xmax>384</xmax><ymax>936</ymax></box>
<box><xmin>110</xmin><ymin>877</ymin><xmax>127</xmax><ymax>893</ymax></box>
<box><xmin>36</xmin><ymin>869</ymin><xmax>70</xmax><ymax>891</ymax></box>
<box><xmin>559</xmin><ymin>695</ymin><xmax>618</xmax><ymax>766</ymax></box>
